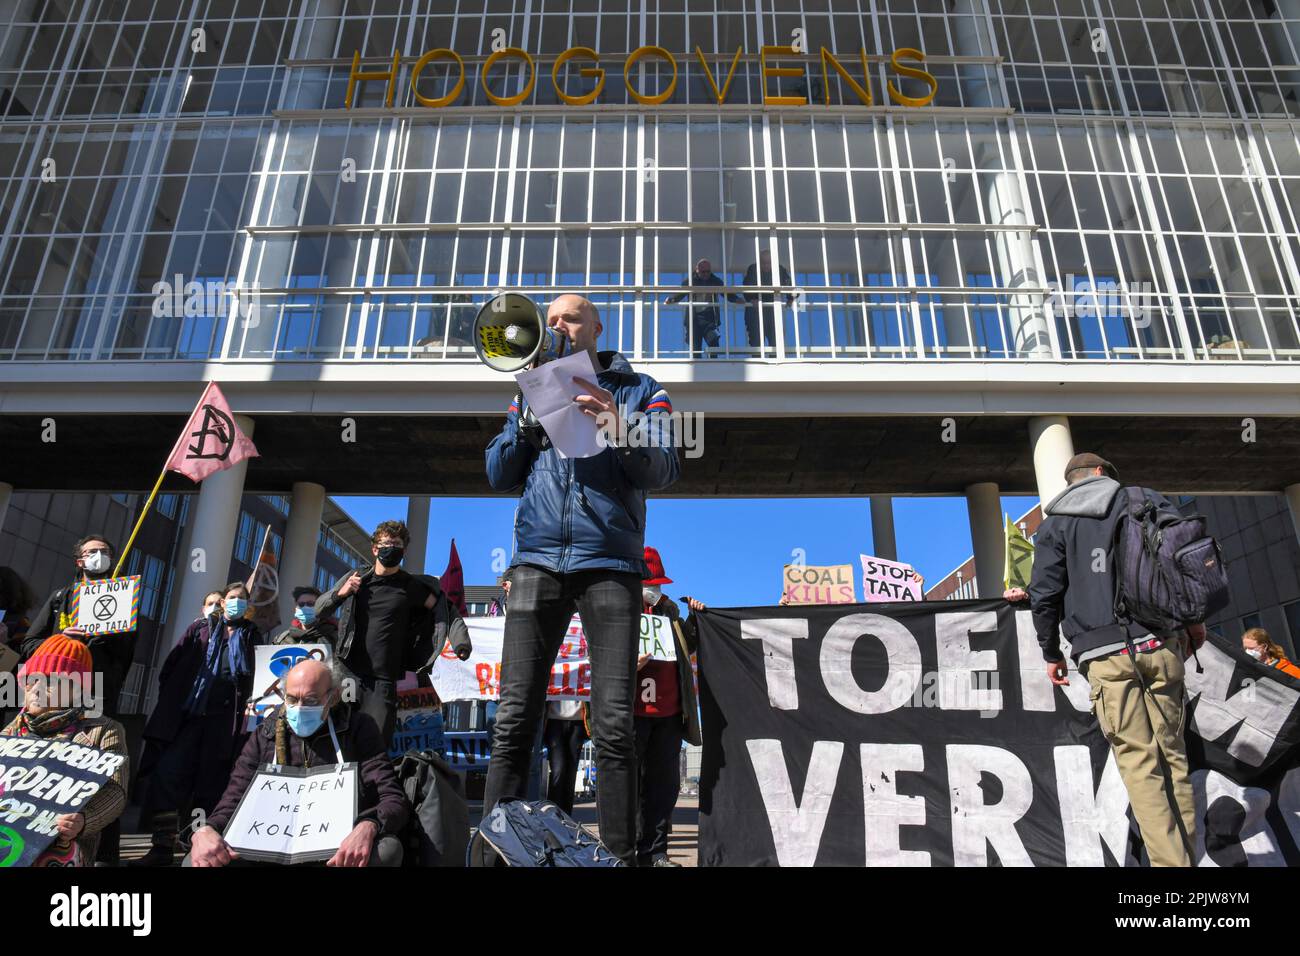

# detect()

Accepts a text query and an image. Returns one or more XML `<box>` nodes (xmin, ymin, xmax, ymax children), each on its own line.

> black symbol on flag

<box><xmin>186</xmin><ymin>404</ymin><xmax>235</xmax><ymax>462</ymax></box>
<box><xmin>93</xmin><ymin>595</ymin><xmax>117</xmax><ymax>621</ymax></box>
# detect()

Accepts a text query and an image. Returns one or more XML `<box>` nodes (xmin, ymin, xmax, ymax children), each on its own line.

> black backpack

<box><xmin>394</xmin><ymin>750</ymin><xmax>471</xmax><ymax>867</ymax></box>
<box><xmin>1111</xmin><ymin>488</ymin><xmax>1230</xmax><ymax>633</ymax></box>
<box><xmin>467</xmin><ymin>799</ymin><xmax>624</xmax><ymax>867</ymax></box>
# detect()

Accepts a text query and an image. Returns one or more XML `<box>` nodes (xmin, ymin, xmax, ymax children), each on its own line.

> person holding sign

<box><xmin>2</xmin><ymin>635</ymin><xmax>129</xmax><ymax>866</ymax></box>
<box><xmin>187</xmin><ymin>658</ymin><xmax>409</xmax><ymax>867</ymax></box>
<box><xmin>633</xmin><ymin>547</ymin><xmax>701</xmax><ymax>868</ymax></box>
<box><xmin>133</xmin><ymin>584</ymin><xmax>260</xmax><ymax>867</ymax></box>
<box><xmin>22</xmin><ymin>534</ymin><xmax>137</xmax><ymax>720</ymax></box>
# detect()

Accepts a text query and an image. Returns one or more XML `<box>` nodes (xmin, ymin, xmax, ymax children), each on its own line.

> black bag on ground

<box><xmin>395</xmin><ymin>750</ymin><xmax>470</xmax><ymax>867</ymax></box>
<box><xmin>467</xmin><ymin>798</ymin><xmax>624</xmax><ymax>867</ymax></box>
<box><xmin>1112</xmin><ymin>487</ymin><xmax>1230</xmax><ymax>632</ymax></box>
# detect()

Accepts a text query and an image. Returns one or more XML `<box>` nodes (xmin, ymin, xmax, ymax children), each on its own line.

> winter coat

<box><xmin>485</xmin><ymin>351</ymin><xmax>680</xmax><ymax>576</ymax></box>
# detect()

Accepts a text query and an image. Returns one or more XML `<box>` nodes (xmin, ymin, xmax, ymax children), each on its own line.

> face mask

<box><xmin>225</xmin><ymin>597</ymin><xmax>247</xmax><ymax>619</ymax></box>
<box><xmin>642</xmin><ymin>585</ymin><xmax>662</xmax><ymax>606</ymax></box>
<box><xmin>295</xmin><ymin>605</ymin><xmax>316</xmax><ymax>626</ymax></box>
<box><xmin>1246</xmin><ymin>647</ymin><xmax>1263</xmax><ymax>661</ymax></box>
<box><xmin>82</xmin><ymin>552</ymin><xmax>110</xmax><ymax>575</ymax></box>
<box><xmin>203</xmin><ymin>603</ymin><xmax>221</xmax><ymax>619</ymax></box>
<box><xmin>284</xmin><ymin>704</ymin><xmax>326</xmax><ymax>738</ymax></box>
<box><xmin>376</xmin><ymin>545</ymin><xmax>405</xmax><ymax>568</ymax></box>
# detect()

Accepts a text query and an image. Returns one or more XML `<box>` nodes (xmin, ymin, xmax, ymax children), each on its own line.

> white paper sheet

<box><xmin>514</xmin><ymin>349</ymin><xmax>605</xmax><ymax>458</ymax></box>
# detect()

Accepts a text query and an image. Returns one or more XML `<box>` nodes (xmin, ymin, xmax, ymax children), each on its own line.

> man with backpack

<box><xmin>1029</xmin><ymin>452</ymin><xmax>1213</xmax><ymax>867</ymax></box>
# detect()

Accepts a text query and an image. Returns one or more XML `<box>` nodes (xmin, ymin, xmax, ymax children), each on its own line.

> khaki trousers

<box><xmin>1085</xmin><ymin>642</ymin><xmax>1197</xmax><ymax>867</ymax></box>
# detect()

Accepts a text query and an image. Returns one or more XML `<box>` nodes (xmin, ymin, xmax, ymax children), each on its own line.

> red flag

<box><xmin>166</xmin><ymin>381</ymin><xmax>259</xmax><ymax>483</ymax></box>
<box><xmin>441</xmin><ymin>539</ymin><xmax>467</xmax><ymax>616</ymax></box>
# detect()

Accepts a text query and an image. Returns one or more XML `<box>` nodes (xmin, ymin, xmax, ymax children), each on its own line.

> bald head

<box><xmin>284</xmin><ymin>658</ymin><xmax>335</xmax><ymax>709</ymax></box>
<box><xmin>547</xmin><ymin>294</ymin><xmax>603</xmax><ymax>355</ymax></box>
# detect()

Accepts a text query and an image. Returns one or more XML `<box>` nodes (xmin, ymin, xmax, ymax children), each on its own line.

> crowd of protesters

<box><xmin>0</xmin><ymin>294</ymin><xmax>1293</xmax><ymax>871</ymax></box>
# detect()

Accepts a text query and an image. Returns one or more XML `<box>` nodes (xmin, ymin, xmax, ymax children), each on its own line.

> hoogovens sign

<box><xmin>696</xmin><ymin>600</ymin><xmax>1300</xmax><ymax>866</ymax></box>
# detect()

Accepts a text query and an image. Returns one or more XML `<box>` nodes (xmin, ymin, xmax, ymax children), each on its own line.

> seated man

<box><xmin>186</xmin><ymin>658</ymin><xmax>409</xmax><ymax>867</ymax></box>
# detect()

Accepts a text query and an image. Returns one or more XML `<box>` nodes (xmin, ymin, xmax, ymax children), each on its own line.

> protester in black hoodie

<box><xmin>1029</xmin><ymin>452</ymin><xmax>1204</xmax><ymax>867</ymax></box>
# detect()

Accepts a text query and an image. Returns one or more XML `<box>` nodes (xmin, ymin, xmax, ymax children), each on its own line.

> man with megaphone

<box><xmin>479</xmin><ymin>292</ymin><xmax>680</xmax><ymax>866</ymax></box>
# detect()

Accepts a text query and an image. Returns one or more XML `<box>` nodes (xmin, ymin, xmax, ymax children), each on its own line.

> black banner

<box><xmin>0</xmin><ymin>736</ymin><xmax>126</xmax><ymax>867</ymax></box>
<box><xmin>697</xmin><ymin>600</ymin><xmax>1300</xmax><ymax>866</ymax></box>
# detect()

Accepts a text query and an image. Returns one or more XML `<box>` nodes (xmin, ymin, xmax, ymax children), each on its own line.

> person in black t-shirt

<box><xmin>314</xmin><ymin>520</ymin><xmax>438</xmax><ymax>742</ymax></box>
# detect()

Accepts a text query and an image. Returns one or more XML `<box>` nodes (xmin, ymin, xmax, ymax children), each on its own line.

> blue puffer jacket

<box><xmin>485</xmin><ymin>351</ymin><xmax>680</xmax><ymax>576</ymax></box>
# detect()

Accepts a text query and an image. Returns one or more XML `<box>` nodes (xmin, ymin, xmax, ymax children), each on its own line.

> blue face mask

<box><xmin>284</xmin><ymin>703</ymin><xmax>326</xmax><ymax>738</ymax></box>
<box><xmin>294</xmin><ymin>605</ymin><xmax>316</xmax><ymax>626</ymax></box>
<box><xmin>225</xmin><ymin>597</ymin><xmax>247</xmax><ymax>619</ymax></box>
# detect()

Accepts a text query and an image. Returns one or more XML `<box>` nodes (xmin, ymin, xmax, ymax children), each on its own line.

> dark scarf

<box><xmin>18</xmin><ymin>706</ymin><xmax>83</xmax><ymax>737</ymax></box>
<box><xmin>183</xmin><ymin>616</ymin><xmax>253</xmax><ymax>715</ymax></box>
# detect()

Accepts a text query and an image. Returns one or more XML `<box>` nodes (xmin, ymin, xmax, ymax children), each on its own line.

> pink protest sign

<box><xmin>859</xmin><ymin>555</ymin><xmax>923</xmax><ymax>602</ymax></box>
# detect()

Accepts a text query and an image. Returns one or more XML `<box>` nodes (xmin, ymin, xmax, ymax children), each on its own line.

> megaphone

<box><xmin>472</xmin><ymin>292</ymin><xmax>565</xmax><ymax>372</ymax></box>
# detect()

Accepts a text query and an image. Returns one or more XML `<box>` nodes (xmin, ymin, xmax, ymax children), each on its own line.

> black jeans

<box><xmin>634</xmin><ymin>715</ymin><xmax>683</xmax><ymax>861</ymax></box>
<box><xmin>744</xmin><ymin>304</ymin><xmax>780</xmax><ymax>350</ymax></box>
<box><xmin>481</xmin><ymin>565</ymin><xmax>641</xmax><ymax>864</ymax></box>
<box><xmin>147</xmin><ymin>712</ymin><xmax>237</xmax><ymax>819</ymax></box>
<box><xmin>353</xmin><ymin>673</ymin><xmax>398</xmax><ymax>744</ymax></box>
<box><xmin>543</xmin><ymin>717</ymin><xmax>588</xmax><ymax>816</ymax></box>
<box><xmin>684</xmin><ymin>310</ymin><xmax>720</xmax><ymax>355</ymax></box>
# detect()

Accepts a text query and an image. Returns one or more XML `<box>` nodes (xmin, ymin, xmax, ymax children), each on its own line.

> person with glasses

<box><xmin>186</xmin><ymin>657</ymin><xmax>409</xmax><ymax>868</ymax></box>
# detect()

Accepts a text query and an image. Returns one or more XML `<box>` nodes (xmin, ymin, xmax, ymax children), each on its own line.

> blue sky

<box><xmin>335</xmin><ymin>493</ymin><xmax>1039</xmax><ymax>607</ymax></box>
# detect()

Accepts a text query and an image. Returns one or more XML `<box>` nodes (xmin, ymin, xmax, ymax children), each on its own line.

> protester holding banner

<box><xmin>188</xmin><ymin>658</ymin><xmax>409</xmax><ymax>867</ymax></box>
<box><xmin>22</xmin><ymin>535</ymin><xmax>137</xmax><ymax>720</ymax></box>
<box><xmin>271</xmin><ymin>586</ymin><xmax>339</xmax><ymax>647</ymax></box>
<box><xmin>314</xmin><ymin>521</ymin><xmax>442</xmax><ymax>743</ymax></box>
<box><xmin>2</xmin><ymin>634</ymin><xmax>129</xmax><ymax>866</ymax></box>
<box><xmin>1029</xmin><ymin>452</ymin><xmax>1204</xmax><ymax>867</ymax></box>
<box><xmin>1242</xmin><ymin>627</ymin><xmax>1300</xmax><ymax>679</ymax></box>
<box><xmin>482</xmin><ymin>293</ymin><xmax>680</xmax><ymax>866</ymax></box>
<box><xmin>632</xmin><ymin>548</ymin><xmax>701</xmax><ymax>867</ymax></box>
<box><xmin>133</xmin><ymin>584</ymin><xmax>260</xmax><ymax>867</ymax></box>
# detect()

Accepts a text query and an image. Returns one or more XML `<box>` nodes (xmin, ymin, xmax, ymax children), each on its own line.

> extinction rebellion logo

<box><xmin>342</xmin><ymin>44</ymin><xmax>939</xmax><ymax>110</ymax></box>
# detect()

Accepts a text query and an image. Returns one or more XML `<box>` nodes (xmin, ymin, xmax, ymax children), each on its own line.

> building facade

<box><xmin>0</xmin><ymin>1</ymin><xmax>1298</xmax><ymax>631</ymax></box>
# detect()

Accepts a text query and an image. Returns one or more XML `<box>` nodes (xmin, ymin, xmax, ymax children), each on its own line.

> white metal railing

<box><xmin>1</xmin><ymin>286</ymin><xmax>1298</xmax><ymax>364</ymax></box>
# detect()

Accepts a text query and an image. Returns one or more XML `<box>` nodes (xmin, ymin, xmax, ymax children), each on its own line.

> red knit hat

<box><xmin>20</xmin><ymin>633</ymin><xmax>94</xmax><ymax>690</ymax></box>
<box><xmin>643</xmin><ymin>547</ymin><xmax>672</xmax><ymax>586</ymax></box>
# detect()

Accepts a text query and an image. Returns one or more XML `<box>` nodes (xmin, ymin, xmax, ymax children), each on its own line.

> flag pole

<box><xmin>110</xmin><ymin>380</ymin><xmax>215</xmax><ymax>577</ymax></box>
<box><xmin>113</xmin><ymin>464</ymin><xmax>169</xmax><ymax>577</ymax></box>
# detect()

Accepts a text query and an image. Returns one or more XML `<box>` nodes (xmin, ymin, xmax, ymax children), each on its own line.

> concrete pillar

<box><xmin>952</xmin><ymin>0</ymin><xmax>1053</xmax><ymax>358</ymax></box>
<box><xmin>869</xmin><ymin>496</ymin><xmax>898</xmax><ymax>561</ymax></box>
<box><xmin>0</xmin><ymin>481</ymin><xmax>11</xmax><ymax>531</ymax></box>
<box><xmin>1285</xmin><ymin>484</ymin><xmax>1300</xmax><ymax>551</ymax></box>
<box><xmin>166</xmin><ymin>415</ymin><xmax>256</xmax><ymax>652</ymax></box>
<box><xmin>1028</xmin><ymin>415</ymin><xmax>1075</xmax><ymax>508</ymax></box>
<box><xmin>278</xmin><ymin>481</ymin><xmax>326</xmax><ymax>627</ymax></box>
<box><xmin>406</xmin><ymin>495</ymin><xmax>431</xmax><ymax>576</ymax></box>
<box><xmin>965</xmin><ymin>481</ymin><xmax>1003</xmax><ymax>598</ymax></box>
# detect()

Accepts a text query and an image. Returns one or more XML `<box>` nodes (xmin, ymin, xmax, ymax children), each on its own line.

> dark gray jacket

<box><xmin>1029</xmin><ymin>476</ymin><xmax>1165</xmax><ymax>664</ymax></box>
<box><xmin>315</xmin><ymin>570</ymin><xmax>470</xmax><ymax>676</ymax></box>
